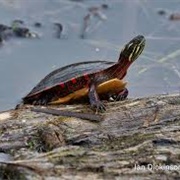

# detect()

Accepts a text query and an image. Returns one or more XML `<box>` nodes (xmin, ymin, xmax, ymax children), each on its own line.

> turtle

<box><xmin>23</xmin><ymin>35</ymin><xmax>145</xmax><ymax>111</ymax></box>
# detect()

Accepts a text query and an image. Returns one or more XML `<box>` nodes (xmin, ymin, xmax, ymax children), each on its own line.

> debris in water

<box><xmin>80</xmin><ymin>4</ymin><xmax>109</xmax><ymax>39</ymax></box>
<box><xmin>169</xmin><ymin>13</ymin><xmax>180</xmax><ymax>21</ymax></box>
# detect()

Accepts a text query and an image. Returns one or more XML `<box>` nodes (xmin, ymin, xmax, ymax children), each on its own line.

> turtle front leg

<box><xmin>88</xmin><ymin>83</ymin><xmax>106</xmax><ymax>112</ymax></box>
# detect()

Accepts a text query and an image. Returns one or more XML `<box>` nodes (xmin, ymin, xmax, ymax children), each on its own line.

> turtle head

<box><xmin>118</xmin><ymin>35</ymin><xmax>145</xmax><ymax>63</ymax></box>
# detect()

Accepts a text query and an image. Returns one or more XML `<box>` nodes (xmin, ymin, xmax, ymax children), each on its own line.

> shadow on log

<box><xmin>0</xmin><ymin>93</ymin><xmax>180</xmax><ymax>179</ymax></box>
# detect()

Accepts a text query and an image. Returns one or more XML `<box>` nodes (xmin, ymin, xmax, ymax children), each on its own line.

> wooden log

<box><xmin>0</xmin><ymin>93</ymin><xmax>180</xmax><ymax>179</ymax></box>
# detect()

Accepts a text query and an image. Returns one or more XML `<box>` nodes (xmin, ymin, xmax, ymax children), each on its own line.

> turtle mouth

<box><xmin>135</xmin><ymin>35</ymin><xmax>146</xmax><ymax>50</ymax></box>
<box><xmin>135</xmin><ymin>35</ymin><xmax>145</xmax><ymax>43</ymax></box>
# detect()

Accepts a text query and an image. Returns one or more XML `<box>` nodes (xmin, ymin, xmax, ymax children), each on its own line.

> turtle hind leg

<box><xmin>111</xmin><ymin>88</ymin><xmax>129</xmax><ymax>101</ymax></box>
<box><xmin>23</xmin><ymin>94</ymin><xmax>51</xmax><ymax>106</ymax></box>
<box><xmin>88</xmin><ymin>83</ymin><xmax>106</xmax><ymax>112</ymax></box>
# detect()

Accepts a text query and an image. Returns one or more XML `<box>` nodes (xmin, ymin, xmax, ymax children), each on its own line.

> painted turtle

<box><xmin>23</xmin><ymin>35</ymin><xmax>145</xmax><ymax>111</ymax></box>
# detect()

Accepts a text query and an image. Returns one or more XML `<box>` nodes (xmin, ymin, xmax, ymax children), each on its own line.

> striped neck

<box><xmin>104</xmin><ymin>59</ymin><xmax>132</xmax><ymax>80</ymax></box>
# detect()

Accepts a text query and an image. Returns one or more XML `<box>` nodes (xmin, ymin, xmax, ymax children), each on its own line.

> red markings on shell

<box><xmin>83</xmin><ymin>73</ymin><xmax>90</xmax><ymax>81</ymax></box>
<box><xmin>59</xmin><ymin>83</ymin><xmax>65</xmax><ymax>88</ymax></box>
<box><xmin>71</xmin><ymin>78</ymin><xmax>77</xmax><ymax>84</ymax></box>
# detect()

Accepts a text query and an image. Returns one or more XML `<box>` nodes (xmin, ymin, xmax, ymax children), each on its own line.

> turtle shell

<box><xmin>23</xmin><ymin>60</ymin><xmax>115</xmax><ymax>105</ymax></box>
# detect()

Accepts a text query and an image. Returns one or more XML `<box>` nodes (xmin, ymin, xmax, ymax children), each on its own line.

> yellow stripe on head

<box><xmin>119</xmin><ymin>35</ymin><xmax>145</xmax><ymax>62</ymax></box>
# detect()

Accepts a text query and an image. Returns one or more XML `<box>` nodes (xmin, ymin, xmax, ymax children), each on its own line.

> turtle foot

<box><xmin>91</xmin><ymin>100</ymin><xmax>106</xmax><ymax>113</ymax></box>
<box><xmin>111</xmin><ymin>88</ymin><xmax>128</xmax><ymax>101</ymax></box>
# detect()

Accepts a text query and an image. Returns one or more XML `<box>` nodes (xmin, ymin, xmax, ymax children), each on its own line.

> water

<box><xmin>0</xmin><ymin>0</ymin><xmax>180</xmax><ymax>111</ymax></box>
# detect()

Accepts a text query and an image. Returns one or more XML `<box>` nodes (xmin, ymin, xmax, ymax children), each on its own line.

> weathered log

<box><xmin>0</xmin><ymin>93</ymin><xmax>180</xmax><ymax>179</ymax></box>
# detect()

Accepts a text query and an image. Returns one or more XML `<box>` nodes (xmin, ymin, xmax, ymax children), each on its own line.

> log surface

<box><xmin>0</xmin><ymin>94</ymin><xmax>180</xmax><ymax>179</ymax></box>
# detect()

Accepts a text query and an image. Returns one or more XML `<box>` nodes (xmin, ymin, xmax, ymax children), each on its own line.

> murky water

<box><xmin>0</xmin><ymin>0</ymin><xmax>180</xmax><ymax>111</ymax></box>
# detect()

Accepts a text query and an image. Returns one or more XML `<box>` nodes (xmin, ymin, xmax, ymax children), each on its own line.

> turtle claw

<box><xmin>91</xmin><ymin>101</ymin><xmax>106</xmax><ymax>113</ymax></box>
<box><xmin>111</xmin><ymin>88</ymin><xmax>128</xmax><ymax>101</ymax></box>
